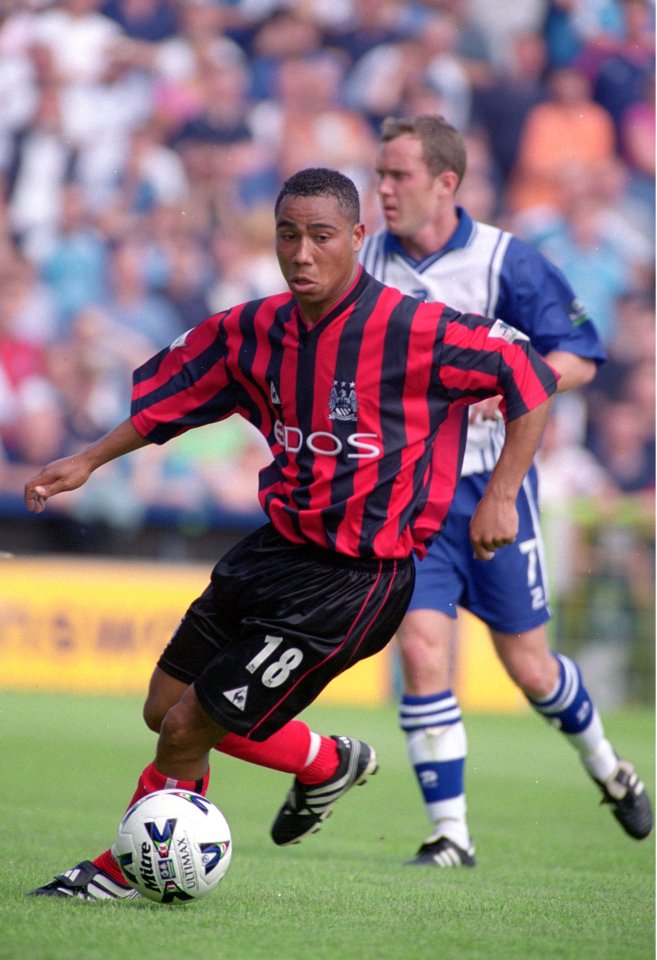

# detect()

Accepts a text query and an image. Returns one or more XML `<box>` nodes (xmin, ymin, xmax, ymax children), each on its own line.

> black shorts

<box><xmin>157</xmin><ymin>523</ymin><xmax>415</xmax><ymax>740</ymax></box>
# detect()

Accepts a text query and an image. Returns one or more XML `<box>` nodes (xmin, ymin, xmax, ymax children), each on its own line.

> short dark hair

<box><xmin>275</xmin><ymin>168</ymin><xmax>361</xmax><ymax>223</ymax></box>
<box><xmin>380</xmin><ymin>115</ymin><xmax>467</xmax><ymax>183</ymax></box>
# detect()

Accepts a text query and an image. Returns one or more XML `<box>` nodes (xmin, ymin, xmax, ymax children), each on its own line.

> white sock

<box><xmin>400</xmin><ymin>691</ymin><xmax>471</xmax><ymax>850</ymax></box>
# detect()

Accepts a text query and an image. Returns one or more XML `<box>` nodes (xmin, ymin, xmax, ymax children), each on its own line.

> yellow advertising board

<box><xmin>0</xmin><ymin>556</ymin><xmax>523</xmax><ymax>711</ymax></box>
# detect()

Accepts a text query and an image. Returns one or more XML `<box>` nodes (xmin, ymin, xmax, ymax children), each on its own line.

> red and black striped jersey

<box><xmin>131</xmin><ymin>270</ymin><xmax>557</xmax><ymax>559</ymax></box>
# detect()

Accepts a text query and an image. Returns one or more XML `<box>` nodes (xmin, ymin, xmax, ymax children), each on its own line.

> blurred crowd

<box><xmin>0</xmin><ymin>0</ymin><xmax>654</xmax><ymax>538</ymax></box>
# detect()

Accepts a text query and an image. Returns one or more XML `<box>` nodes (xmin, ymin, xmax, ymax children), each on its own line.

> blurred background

<box><xmin>0</xmin><ymin>0</ymin><xmax>654</xmax><ymax>707</ymax></box>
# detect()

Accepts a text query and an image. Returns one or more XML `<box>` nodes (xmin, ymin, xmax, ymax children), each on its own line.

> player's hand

<box><xmin>469</xmin><ymin>490</ymin><xmax>518</xmax><ymax>561</ymax></box>
<box><xmin>24</xmin><ymin>455</ymin><xmax>93</xmax><ymax>513</ymax></box>
<box><xmin>469</xmin><ymin>396</ymin><xmax>503</xmax><ymax>424</ymax></box>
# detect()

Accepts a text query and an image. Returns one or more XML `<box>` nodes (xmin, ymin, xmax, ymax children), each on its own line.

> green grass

<box><xmin>0</xmin><ymin>692</ymin><xmax>654</xmax><ymax>960</ymax></box>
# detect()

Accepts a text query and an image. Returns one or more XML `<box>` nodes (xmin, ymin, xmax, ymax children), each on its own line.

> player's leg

<box><xmin>476</xmin><ymin>466</ymin><xmax>652</xmax><ymax>841</ymax></box>
<box><xmin>192</xmin><ymin>526</ymin><xmax>414</xmax><ymax>847</ymax></box>
<box><xmin>30</xmin><ymin>665</ymin><xmax>219</xmax><ymax>900</ymax></box>
<box><xmin>397</xmin><ymin>606</ymin><xmax>475</xmax><ymax>867</ymax></box>
<box><xmin>149</xmin><ymin>558</ymin><xmax>342</xmax><ymax>784</ymax></box>
<box><xmin>144</xmin><ymin>666</ymin><xmax>339</xmax><ymax>783</ymax></box>
<box><xmin>146</xmin><ymin>640</ymin><xmax>345</xmax><ymax>816</ymax></box>
<box><xmin>492</xmin><ymin>627</ymin><xmax>653</xmax><ymax>840</ymax></box>
<box><xmin>396</xmin><ymin>493</ymin><xmax>476</xmax><ymax>868</ymax></box>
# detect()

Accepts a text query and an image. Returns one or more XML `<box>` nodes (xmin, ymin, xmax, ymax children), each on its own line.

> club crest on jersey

<box><xmin>487</xmin><ymin>319</ymin><xmax>528</xmax><ymax>344</ymax></box>
<box><xmin>328</xmin><ymin>381</ymin><xmax>358</xmax><ymax>422</ymax></box>
<box><xmin>568</xmin><ymin>297</ymin><xmax>591</xmax><ymax>327</ymax></box>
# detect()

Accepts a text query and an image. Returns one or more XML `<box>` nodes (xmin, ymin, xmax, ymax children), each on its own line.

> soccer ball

<box><xmin>113</xmin><ymin>789</ymin><xmax>232</xmax><ymax>904</ymax></box>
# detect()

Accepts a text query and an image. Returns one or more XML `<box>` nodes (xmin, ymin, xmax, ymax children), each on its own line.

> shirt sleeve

<box><xmin>436</xmin><ymin>309</ymin><xmax>559</xmax><ymax>422</ymax></box>
<box><xmin>130</xmin><ymin>312</ymin><xmax>238</xmax><ymax>444</ymax></box>
<box><xmin>496</xmin><ymin>237</ymin><xmax>607</xmax><ymax>364</ymax></box>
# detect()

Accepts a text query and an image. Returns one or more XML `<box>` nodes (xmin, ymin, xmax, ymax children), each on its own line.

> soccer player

<box><xmin>360</xmin><ymin>115</ymin><xmax>653</xmax><ymax>868</ymax></box>
<box><xmin>26</xmin><ymin>167</ymin><xmax>557</xmax><ymax>900</ymax></box>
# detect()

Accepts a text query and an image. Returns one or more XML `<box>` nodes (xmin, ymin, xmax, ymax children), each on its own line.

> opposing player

<box><xmin>360</xmin><ymin>115</ymin><xmax>652</xmax><ymax>867</ymax></box>
<box><xmin>26</xmin><ymin>167</ymin><xmax>557</xmax><ymax>900</ymax></box>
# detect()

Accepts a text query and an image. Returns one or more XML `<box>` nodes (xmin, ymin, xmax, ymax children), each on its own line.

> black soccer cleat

<box><xmin>28</xmin><ymin>860</ymin><xmax>140</xmax><ymax>901</ymax></box>
<box><xmin>594</xmin><ymin>760</ymin><xmax>653</xmax><ymax>840</ymax></box>
<box><xmin>271</xmin><ymin>735</ymin><xmax>378</xmax><ymax>846</ymax></box>
<box><xmin>404</xmin><ymin>834</ymin><xmax>477</xmax><ymax>868</ymax></box>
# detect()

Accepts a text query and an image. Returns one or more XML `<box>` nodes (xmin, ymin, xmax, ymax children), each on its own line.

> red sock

<box><xmin>216</xmin><ymin>720</ymin><xmax>339</xmax><ymax>784</ymax></box>
<box><xmin>123</xmin><ymin>761</ymin><xmax>210</xmax><ymax>810</ymax></box>
<box><xmin>298</xmin><ymin>735</ymin><xmax>340</xmax><ymax>785</ymax></box>
<box><xmin>93</xmin><ymin>762</ymin><xmax>210</xmax><ymax>885</ymax></box>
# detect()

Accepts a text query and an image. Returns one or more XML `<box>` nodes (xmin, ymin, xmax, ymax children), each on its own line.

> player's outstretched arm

<box><xmin>469</xmin><ymin>396</ymin><xmax>554</xmax><ymax>561</ymax></box>
<box><xmin>544</xmin><ymin>351</ymin><xmax>597</xmax><ymax>393</ymax></box>
<box><xmin>24</xmin><ymin>418</ymin><xmax>150</xmax><ymax>514</ymax></box>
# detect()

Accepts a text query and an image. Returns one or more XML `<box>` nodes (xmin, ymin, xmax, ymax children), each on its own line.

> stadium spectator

<box><xmin>2</xmin><ymin>248</ymin><xmax>57</xmax><ymax>346</ymax></box>
<box><xmin>100</xmin><ymin>236</ymin><xmax>185</xmax><ymax>348</ymax></box>
<box><xmin>30</xmin><ymin>0</ymin><xmax>129</xmax><ymax>147</ymax></box>
<box><xmin>324</xmin><ymin>0</ymin><xmax>409</xmax><ymax>68</ymax></box>
<box><xmin>346</xmin><ymin>11</ymin><xmax>473</xmax><ymax>130</ymax></box>
<box><xmin>40</xmin><ymin>183</ymin><xmax>109</xmax><ymax>332</ymax></box>
<box><xmin>101</xmin><ymin>0</ymin><xmax>180</xmax><ymax>42</ymax></box>
<box><xmin>618</xmin><ymin>69</ymin><xmax>655</xmax><ymax>236</ymax></box>
<box><xmin>0</xmin><ymin>260</ymin><xmax>63</xmax><ymax>476</ymax></box>
<box><xmin>246</xmin><ymin>8</ymin><xmax>326</xmax><ymax>101</ymax></box>
<box><xmin>533</xmin><ymin>193</ymin><xmax>630</xmax><ymax>343</ymax></box>
<box><xmin>542</xmin><ymin>0</ymin><xmax>625</xmax><ymax>71</ymax></box>
<box><xmin>207</xmin><ymin>204</ymin><xmax>283</xmax><ymax>310</ymax></box>
<box><xmin>170</xmin><ymin>55</ymin><xmax>275</xmax><ymax>217</ymax></box>
<box><xmin>40</xmin><ymin>302</ymin><xmax>171</xmax><ymax>534</ymax></box>
<box><xmin>471</xmin><ymin>30</ymin><xmax>547</xmax><ymax>186</ymax></box>
<box><xmin>116</xmin><ymin>121</ymin><xmax>190</xmax><ymax>211</ymax></box>
<box><xmin>620</xmin><ymin>70</ymin><xmax>655</xmax><ymax>175</ymax></box>
<box><xmin>506</xmin><ymin>65</ymin><xmax>616</xmax><ymax>214</ymax></box>
<box><xmin>465</xmin><ymin>0</ymin><xmax>546</xmax><ymax>67</ymax></box>
<box><xmin>591</xmin><ymin>0</ymin><xmax>655</xmax><ymax>135</ymax></box>
<box><xmin>6</xmin><ymin>81</ymin><xmax>76</xmax><ymax>261</ymax></box>
<box><xmin>590</xmin><ymin>399</ymin><xmax>656</xmax><ymax>496</ymax></box>
<box><xmin>252</xmin><ymin>50</ymin><xmax>376</xmax><ymax>183</ymax></box>
<box><xmin>130</xmin><ymin>416</ymin><xmax>269</xmax><ymax>522</ymax></box>
<box><xmin>0</xmin><ymin>1</ymin><xmax>40</xmax><ymax>197</ymax></box>
<box><xmin>583</xmin><ymin>157</ymin><xmax>654</xmax><ymax>281</ymax></box>
<box><xmin>45</xmin><ymin>304</ymin><xmax>152</xmax><ymax>449</ymax></box>
<box><xmin>154</xmin><ymin>227</ymin><xmax>214</xmax><ymax>330</ymax></box>
<box><xmin>584</xmin><ymin>292</ymin><xmax>655</xmax><ymax>494</ymax></box>
<box><xmin>420</xmin><ymin>0</ymin><xmax>494</xmax><ymax>92</ymax></box>
<box><xmin>584</xmin><ymin>293</ymin><xmax>655</xmax><ymax>412</ymax></box>
<box><xmin>111</xmin><ymin>0</ymin><xmax>247</xmax><ymax>143</ymax></box>
<box><xmin>536</xmin><ymin>392</ymin><xmax>620</xmax><ymax>598</ymax></box>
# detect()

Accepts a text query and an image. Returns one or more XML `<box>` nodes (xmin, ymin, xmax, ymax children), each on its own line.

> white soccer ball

<box><xmin>113</xmin><ymin>789</ymin><xmax>232</xmax><ymax>903</ymax></box>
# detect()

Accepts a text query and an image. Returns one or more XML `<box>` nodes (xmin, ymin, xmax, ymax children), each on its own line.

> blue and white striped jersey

<box><xmin>360</xmin><ymin>207</ymin><xmax>606</xmax><ymax>475</ymax></box>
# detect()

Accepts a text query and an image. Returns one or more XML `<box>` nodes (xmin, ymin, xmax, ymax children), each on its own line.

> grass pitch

<box><xmin>0</xmin><ymin>691</ymin><xmax>654</xmax><ymax>960</ymax></box>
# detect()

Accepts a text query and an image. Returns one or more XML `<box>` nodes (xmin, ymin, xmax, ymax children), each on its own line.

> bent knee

<box><xmin>143</xmin><ymin>698</ymin><xmax>165</xmax><ymax>733</ymax></box>
<box><xmin>397</xmin><ymin>613</ymin><xmax>453</xmax><ymax>694</ymax></box>
<box><xmin>158</xmin><ymin>693</ymin><xmax>220</xmax><ymax>752</ymax></box>
<box><xmin>158</xmin><ymin>702</ymin><xmax>196</xmax><ymax>751</ymax></box>
<box><xmin>143</xmin><ymin>668</ymin><xmax>190</xmax><ymax>733</ymax></box>
<box><xmin>506</xmin><ymin>659</ymin><xmax>556</xmax><ymax>699</ymax></box>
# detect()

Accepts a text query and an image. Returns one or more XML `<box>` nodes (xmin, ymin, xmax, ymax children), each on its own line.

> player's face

<box><xmin>376</xmin><ymin>134</ymin><xmax>449</xmax><ymax>237</ymax></box>
<box><xmin>276</xmin><ymin>194</ymin><xmax>365</xmax><ymax>325</ymax></box>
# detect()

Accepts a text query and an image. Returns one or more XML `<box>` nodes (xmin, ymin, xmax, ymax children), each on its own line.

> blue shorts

<box><xmin>408</xmin><ymin>466</ymin><xmax>552</xmax><ymax>634</ymax></box>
